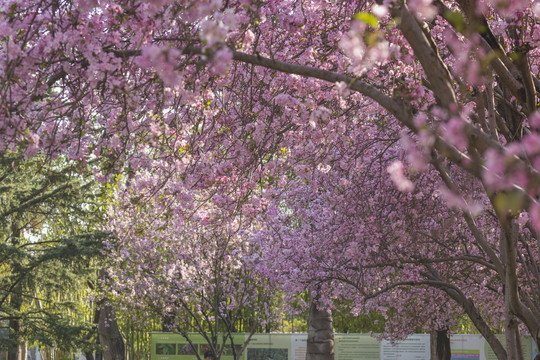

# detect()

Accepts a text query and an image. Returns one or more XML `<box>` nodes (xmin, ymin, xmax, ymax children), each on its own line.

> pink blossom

<box><xmin>482</xmin><ymin>149</ymin><xmax>505</xmax><ymax>190</ymax></box>
<box><xmin>529</xmin><ymin>112</ymin><xmax>540</xmax><ymax>128</ymax></box>
<box><xmin>413</xmin><ymin>113</ymin><xmax>428</xmax><ymax>129</ymax></box>
<box><xmin>387</xmin><ymin>160</ymin><xmax>415</xmax><ymax>192</ymax></box>
<box><xmin>77</xmin><ymin>0</ymin><xmax>98</xmax><ymax>12</ymax></box>
<box><xmin>407</xmin><ymin>0</ymin><xmax>438</xmax><ymax>20</ymax></box>
<box><xmin>400</xmin><ymin>131</ymin><xmax>428</xmax><ymax>172</ymax></box>
<box><xmin>442</xmin><ymin>117</ymin><xmax>467</xmax><ymax>151</ymax></box>
<box><xmin>211</xmin><ymin>47</ymin><xmax>233</xmax><ymax>76</ymax></box>
<box><xmin>517</xmin><ymin>211</ymin><xmax>529</xmax><ymax>228</ymax></box>
<box><xmin>335</xmin><ymin>81</ymin><xmax>350</xmax><ymax>97</ymax></box>
<box><xmin>438</xmin><ymin>186</ymin><xmax>483</xmax><ymax>216</ymax></box>
<box><xmin>522</xmin><ymin>134</ymin><xmax>540</xmax><ymax>156</ymax></box>
<box><xmin>200</xmin><ymin>20</ymin><xmax>227</xmax><ymax>47</ymax></box>
<box><xmin>372</xmin><ymin>4</ymin><xmax>388</xmax><ymax>18</ymax></box>
<box><xmin>530</xmin><ymin>202</ymin><xmax>540</xmax><ymax>232</ymax></box>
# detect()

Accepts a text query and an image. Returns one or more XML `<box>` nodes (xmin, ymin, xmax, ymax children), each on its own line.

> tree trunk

<box><xmin>97</xmin><ymin>270</ymin><xmax>124</xmax><ymax>360</ymax></box>
<box><xmin>98</xmin><ymin>302</ymin><xmax>125</xmax><ymax>360</ymax></box>
<box><xmin>7</xmin><ymin>319</ymin><xmax>20</xmax><ymax>360</ymax></box>
<box><xmin>8</xmin><ymin>224</ymin><xmax>24</xmax><ymax>360</ymax></box>
<box><xmin>504</xmin><ymin>313</ymin><xmax>523</xmax><ymax>360</ymax></box>
<box><xmin>41</xmin><ymin>347</ymin><xmax>51</xmax><ymax>360</ymax></box>
<box><xmin>430</xmin><ymin>330</ymin><xmax>451</xmax><ymax>360</ymax></box>
<box><xmin>84</xmin><ymin>351</ymin><xmax>95</xmax><ymax>360</ymax></box>
<box><xmin>514</xmin><ymin>326</ymin><xmax>524</xmax><ymax>360</ymax></box>
<box><xmin>161</xmin><ymin>312</ymin><xmax>175</xmax><ymax>332</ymax></box>
<box><xmin>18</xmin><ymin>343</ymin><xmax>26</xmax><ymax>360</ymax></box>
<box><xmin>306</xmin><ymin>293</ymin><xmax>334</xmax><ymax>360</ymax></box>
<box><xmin>8</xmin><ymin>290</ymin><xmax>23</xmax><ymax>360</ymax></box>
<box><xmin>94</xmin><ymin>304</ymin><xmax>103</xmax><ymax>360</ymax></box>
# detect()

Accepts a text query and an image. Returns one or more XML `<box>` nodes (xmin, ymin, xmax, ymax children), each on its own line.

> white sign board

<box><xmin>381</xmin><ymin>334</ymin><xmax>430</xmax><ymax>360</ymax></box>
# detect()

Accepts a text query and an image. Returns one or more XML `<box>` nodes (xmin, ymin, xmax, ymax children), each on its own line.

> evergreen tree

<box><xmin>0</xmin><ymin>152</ymin><xmax>106</xmax><ymax>357</ymax></box>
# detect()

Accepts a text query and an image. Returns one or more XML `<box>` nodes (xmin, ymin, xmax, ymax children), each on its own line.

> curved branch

<box><xmin>230</xmin><ymin>51</ymin><xmax>409</xmax><ymax>125</ymax></box>
<box><xmin>394</xmin><ymin>4</ymin><xmax>457</xmax><ymax>109</ymax></box>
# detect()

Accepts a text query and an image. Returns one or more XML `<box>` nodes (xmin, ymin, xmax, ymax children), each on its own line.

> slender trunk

<box><xmin>97</xmin><ymin>270</ymin><xmax>124</xmax><ymax>360</ymax></box>
<box><xmin>501</xmin><ymin>216</ymin><xmax>523</xmax><ymax>360</ymax></box>
<box><xmin>85</xmin><ymin>293</ymin><xmax>100</xmax><ymax>360</ymax></box>
<box><xmin>7</xmin><ymin>339</ymin><xmax>26</xmax><ymax>360</ymax></box>
<box><xmin>41</xmin><ymin>347</ymin><xmax>51</xmax><ymax>360</ymax></box>
<box><xmin>504</xmin><ymin>313</ymin><xmax>518</xmax><ymax>360</ymax></box>
<box><xmin>8</xmin><ymin>223</ymin><xmax>23</xmax><ymax>360</ymax></box>
<box><xmin>18</xmin><ymin>343</ymin><xmax>26</xmax><ymax>360</ymax></box>
<box><xmin>514</xmin><ymin>326</ymin><xmax>524</xmax><ymax>360</ymax></box>
<box><xmin>306</xmin><ymin>292</ymin><xmax>334</xmax><ymax>360</ymax></box>
<box><xmin>8</xmin><ymin>291</ymin><xmax>23</xmax><ymax>360</ymax></box>
<box><xmin>430</xmin><ymin>330</ymin><xmax>451</xmax><ymax>360</ymax></box>
<box><xmin>441</xmin><ymin>287</ymin><xmax>506</xmax><ymax>360</ymax></box>
<box><xmin>93</xmin><ymin>294</ymin><xmax>103</xmax><ymax>360</ymax></box>
<box><xmin>7</xmin><ymin>319</ymin><xmax>20</xmax><ymax>360</ymax></box>
<box><xmin>84</xmin><ymin>352</ymin><xmax>95</xmax><ymax>360</ymax></box>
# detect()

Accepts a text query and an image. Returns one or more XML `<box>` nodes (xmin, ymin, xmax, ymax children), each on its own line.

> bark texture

<box><xmin>97</xmin><ymin>270</ymin><xmax>125</xmax><ymax>360</ymax></box>
<box><xmin>98</xmin><ymin>302</ymin><xmax>125</xmax><ymax>360</ymax></box>
<box><xmin>306</xmin><ymin>294</ymin><xmax>334</xmax><ymax>360</ymax></box>
<box><xmin>430</xmin><ymin>330</ymin><xmax>451</xmax><ymax>360</ymax></box>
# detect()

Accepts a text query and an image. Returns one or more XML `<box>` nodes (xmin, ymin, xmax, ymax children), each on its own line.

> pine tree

<box><xmin>0</xmin><ymin>152</ymin><xmax>107</xmax><ymax>356</ymax></box>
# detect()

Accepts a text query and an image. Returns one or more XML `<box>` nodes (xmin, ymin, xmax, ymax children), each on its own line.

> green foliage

<box><xmin>280</xmin><ymin>316</ymin><xmax>308</xmax><ymax>333</ymax></box>
<box><xmin>353</xmin><ymin>12</ymin><xmax>379</xmax><ymax>28</ymax></box>
<box><xmin>333</xmin><ymin>310</ymin><xmax>386</xmax><ymax>334</ymax></box>
<box><xmin>443</xmin><ymin>10</ymin><xmax>466</xmax><ymax>32</ymax></box>
<box><xmin>0</xmin><ymin>152</ymin><xmax>108</xmax><ymax>352</ymax></box>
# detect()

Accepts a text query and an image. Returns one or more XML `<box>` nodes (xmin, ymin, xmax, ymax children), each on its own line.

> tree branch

<box><xmin>394</xmin><ymin>4</ymin><xmax>457</xmax><ymax>109</ymax></box>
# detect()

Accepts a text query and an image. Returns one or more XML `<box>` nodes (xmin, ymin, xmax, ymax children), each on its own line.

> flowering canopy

<box><xmin>1</xmin><ymin>0</ymin><xmax>539</xmax><ymax>359</ymax></box>
<box><xmin>105</xmin><ymin>173</ymin><xmax>279</xmax><ymax>358</ymax></box>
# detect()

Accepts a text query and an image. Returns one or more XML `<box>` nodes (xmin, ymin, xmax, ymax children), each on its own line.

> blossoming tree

<box><xmin>104</xmin><ymin>169</ymin><xmax>280</xmax><ymax>360</ymax></box>
<box><xmin>1</xmin><ymin>0</ymin><xmax>539</xmax><ymax>359</ymax></box>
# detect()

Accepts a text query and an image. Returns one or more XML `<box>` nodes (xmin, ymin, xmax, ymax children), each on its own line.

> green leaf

<box><xmin>480</xmin><ymin>50</ymin><xmax>501</xmax><ymax>69</ymax></box>
<box><xmin>494</xmin><ymin>192</ymin><xmax>525</xmax><ymax>215</ymax></box>
<box><xmin>353</xmin><ymin>12</ymin><xmax>379</xmax><ymax>28</ymax></box>
<box><xmin>444</xmin><ymin>10</ymin><xmax>465</xmax><ymax>32</ymax></box>
<box><xmin>509</xmin><ymin>52</ymin><xmax>521</xmax><ymax>61</ymax></box>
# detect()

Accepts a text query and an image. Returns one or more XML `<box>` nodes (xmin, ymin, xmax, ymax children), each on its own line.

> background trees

<box><xmin>104</xmin><ymin>172</ymin><xmax>281</xmax><ymax>360</ymax></box>
<box><xmin>0</xmin><ymin>152</ymin><xmax>105</xmax><ymax>358</ymax></box>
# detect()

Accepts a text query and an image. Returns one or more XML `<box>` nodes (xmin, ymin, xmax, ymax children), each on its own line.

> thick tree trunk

<box><xmin>504</xmin><ymin>313</ymin><xmax>525</xmax><ymax>360</ymax></box>
<box><xmin>98</xmin><ymin>302</ymin><xmax>125</xmax><ymax>360</ymax></box>
<box><xmin>430</xmin><ymin>330</ymin><xmax>451</xmax><ymax>360</ymax></box>
<box><xmin>306</xmin><ymin>293</ymin><xmax>334</xmax><ymax>360</ymax></box>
